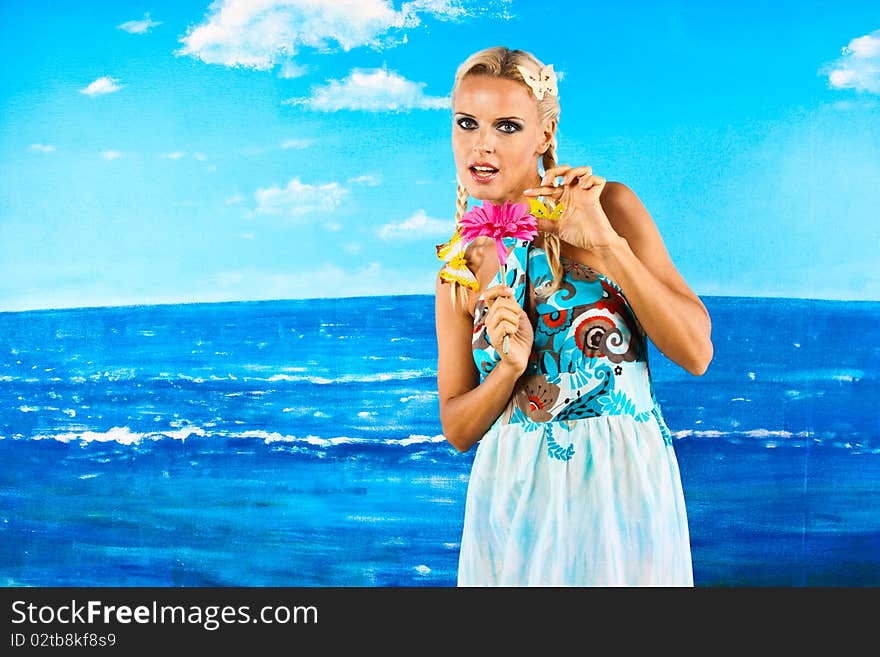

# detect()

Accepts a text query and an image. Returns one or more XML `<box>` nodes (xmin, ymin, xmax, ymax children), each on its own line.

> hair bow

<box><xmin>516</xmin><ymin>64</ymin><xmax>558</xmax><ymax>100</ymax></box>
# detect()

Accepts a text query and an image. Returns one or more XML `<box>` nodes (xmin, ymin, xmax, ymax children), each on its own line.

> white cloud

<box><xmin>280</xmin><ymin>138</ymin><xmax>312</xmax><ymax>149</ymax></box>
<box><xmin>253</xmin><ymin>177</ymin><xmax>348</xmax><ymax>218</ymax></box>
<box><xmin>348</xmin><ymin>174</ymin><xmax>382</xmax><ymax>186</ymax></box>
<box><xmin>846</xmin><ymin>30</ymin><xmax>880</xmax><ymax>57</ymax></box>
<box><xmin>821</xmin><ymin>28</ymin><xmax>880</xmax><ymax>94</ymax></box>
<box><xmin>285</xmin><ymin>68</ymin><xmax>448</xmax><ymax>112</ymax></box>
<box><xmin>226</xmin><ymin>194</ymin><xmax>245</xmax><ymax>205</ymax></box>
<box><xmin>100</xmin><ymin>150</ymin><xmax>122</xmax><ymax>160</ymax></box>
<box><xmin>175</xmin><ymin>0</ymin><xmax>473</xmax><ymax>71</ymax></box>
<box><xmin>379</xmin><ymin>209</ymin><xmax>451</xmax><ymax>240</ymax></box>
<box><xmin>81</xmin><ymin>76</ymin><xmax>124</xmax><ymax>96</ymax></box>
<box><xmin>118</xmin><ymin>12</ymin><xmax>162</xmax><ymax>34</ymax></box>
<box><xmin>278</xmin><ymin>60</ymin><xmax>309</xmax><ymax>79</ymax></box>
<box><xmin>239</xmin><ymin>232</ymin><xmax>256</xmax><ymax>240</ymax></box>
<box><xmin>407</xmin><ymin>0</ymin><xmax>470</xmax><ymax>19</ymax></box>
<box><xmin>159</xmin><ymin>151</ymin><xmax>208</xmax><ymax>161</ymax></box>
<box><xmin>28</xmin><ymin>143</ymin><xmax>55</xmax><ymax>153</ymax></box>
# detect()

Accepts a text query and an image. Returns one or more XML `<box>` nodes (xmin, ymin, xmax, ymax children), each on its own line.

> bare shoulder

<box><xmin>434</xmin><ymin>237</ymin><xmax>496</xmax><ymax>318</ymax></box>
<box><xmin>465</xmin><ymin>236</ymin><xmax>499</xmax><ymax>277</ymax></box>
<box><xmin>600</xmin><ymin>180</ymin><xmax>709</xmax><ymax>316</ymax></box>
<box><xmin>599</xmin><ymin>181</ymin><xmax>651</xmax><ymax>237</ymax></box>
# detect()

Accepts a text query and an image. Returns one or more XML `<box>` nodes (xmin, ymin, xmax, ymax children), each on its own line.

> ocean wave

<box><xmin>399</xmin><ymin>391</ymin><xmax>438</xmax><ymax>403</ymax></box>
<box><xmin>145</xmin><ymin>369</ymin><xmax>437</xmax><ymax>385</ymax></box>
<box><xmin>16</xmin><ymin>369</ymin><xmax>142</xmax><ymax>384</ymax></box>
<box><xmin>263</xmin><ymin>369</ymin><xmax>436</xmax><ymax>384</ymax></box>
<box><xmin>89</xmin><ymin>369</ymin><xmax>137</xmax><ymax>382</ymax></box>
<box><xmin>760</xmin><ymin>368</ymin><xmax>866</xmax><ymax>383</ymax></box>
<box><xmin>0</xmin><ymin>425</ymin><xmax>448</xmax><ymax>448</ymax></box>
<box><xmin>25</xmin><ymin>425</ymin><xmax>209</xmax><ymax>444</ymax></box>
<box><xmin>0</xmin><ymin>424</ymin><xmax>873</xmax><ymax>453</ymax></box>
<box><xmin>673</xmin><ymin>428</ymin><xmax>814</xmax><ymax>439</ymax></box>
<box><xmin>668</xmin><ymin>427</ymin><xmax>877</xmax><ymax>451</ymax></box>
<box><xmin>232</xmin><ymin>429</ymin><xmax>447</xmax><ymax>448</ymax></box>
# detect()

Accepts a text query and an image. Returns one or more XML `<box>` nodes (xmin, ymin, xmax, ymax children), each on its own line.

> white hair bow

<box><xmin>516</xmin><ymin>64</ymin><xmax>558</xmax><ymax>100</ymax></box>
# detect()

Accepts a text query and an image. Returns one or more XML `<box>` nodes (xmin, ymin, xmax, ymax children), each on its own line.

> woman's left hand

<box><xmin>523</xmin><ymin>165</ymin><xmax>621</xmax><ymax>252</ymax></box>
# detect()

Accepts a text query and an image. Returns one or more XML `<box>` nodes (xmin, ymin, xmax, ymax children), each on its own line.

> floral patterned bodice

<box><xmin>472</xmin><ymin>237</ymin><xmax>671</xmax><ymax>441</ymax></box>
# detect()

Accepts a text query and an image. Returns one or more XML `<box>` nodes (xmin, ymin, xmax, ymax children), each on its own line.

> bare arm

<box><xmin>434</xmin><ymin>273</ymin><xmax>528</xmax><ymax>453</ymax></box>
<box><xmin>596</xmin><ymin>182</ymin><xmax>714</xmax><ymax>376</ymax></box>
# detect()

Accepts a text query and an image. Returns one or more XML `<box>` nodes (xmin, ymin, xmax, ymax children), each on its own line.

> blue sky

<box><xmin>1</xmin><ymin>0</ymin><xmax>878</xmax><ymax>312</ymax></box>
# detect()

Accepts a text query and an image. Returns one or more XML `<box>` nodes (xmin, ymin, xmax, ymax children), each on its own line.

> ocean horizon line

<box><xmin>3</xmin><ymin>291</ymin><xmax>880</xmax><ymax>315</ymax></box>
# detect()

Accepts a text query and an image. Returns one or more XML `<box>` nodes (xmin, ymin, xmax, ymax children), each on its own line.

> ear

<box><xmin>537</xmin><ymin>118</ymin><xmax>558</xmax><ymax>155</ymax></box>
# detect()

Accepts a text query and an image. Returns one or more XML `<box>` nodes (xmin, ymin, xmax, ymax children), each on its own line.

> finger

<box><xmin>489</xmin><ymin>298</ymin><xmax>523</xmax><ymax>317</ymax></box>
<box><xmin>540</xmin><ymin>164</ymin><xmax>571</xmax><ymax>187</ymax></box>
<box><xmin>493</xmin><ymin>318</ymin><xmax>519</xmax><ymax>339</ymax></box>
<box><xmin>484</xmin><ymin>284</ymin><xmax>513</xmax><ymax>296</ymax></box>
<box><xmin>490</xmin><ymin>308</ymin><xmax>522</xmax><ymax>330</ymax></box>
<box><xmin>522</xmin><ymin>185</ymin><xmax>564</xmax><ymax>200</ymax></box>
<box><xmin>534</xmin><ymin>217</ymin><xmax>560</xmax><ymax>234</ymax></box>
<box><xmin>578</xmin><ymin>175</ymin><xmax>606</xmax><ymax>189</ymax></box>
<box><xmin>482</xmin><ymin>285</ymin><xmax>515</xmax><ymax>302</ymax></box>
<box><xmin>561</xmin><ymin>166</ymin><xmax>593</xmax><ymax>187</ymax></box>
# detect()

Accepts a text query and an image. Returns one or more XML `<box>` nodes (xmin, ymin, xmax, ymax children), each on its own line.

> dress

<box><xmin>458</xmin><ymin>236</ymin><xmax>693</xmax><ymax>586</ymax></box>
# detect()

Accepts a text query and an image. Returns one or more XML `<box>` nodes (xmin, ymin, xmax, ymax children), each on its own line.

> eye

<box><xmin>496</xmin><ymin>121</ymin><xmax>521</xmax><ymax>134</ymax></box>
<box><xmin>456</xmin><ymin>117</ymin><xmax>477</xmax><ymax>130</ymax></box>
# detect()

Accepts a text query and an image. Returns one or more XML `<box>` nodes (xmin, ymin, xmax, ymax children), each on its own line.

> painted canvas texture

<box><xmin>1</xmin><ymin>1</ymin><xmax>878</xmax><ymax>586</ymax></box>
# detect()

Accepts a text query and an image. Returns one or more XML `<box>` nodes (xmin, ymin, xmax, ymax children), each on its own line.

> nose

<box><xmin>472</xmin><ymin>127</ymin><xmax>495</xmax><ymax>154</ymax></box>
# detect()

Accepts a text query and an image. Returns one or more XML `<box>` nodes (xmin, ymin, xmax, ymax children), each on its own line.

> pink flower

<box><xmin>459</xmin><ymin>200</ymin><xmax>538</xmax><ymax>267</ymax></box>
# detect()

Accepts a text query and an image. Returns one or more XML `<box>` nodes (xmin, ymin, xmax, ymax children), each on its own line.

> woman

<box><xmin>434</xmin><ymin>46</ymin><xmax>713</xmax><ymax>586</ymax></box>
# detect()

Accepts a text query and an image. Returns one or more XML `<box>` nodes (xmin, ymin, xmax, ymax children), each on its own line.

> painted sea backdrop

<box><xmin>1</xmin><ymin>294</ymin><xmax>878</xmax><ymax>587</ymax></box>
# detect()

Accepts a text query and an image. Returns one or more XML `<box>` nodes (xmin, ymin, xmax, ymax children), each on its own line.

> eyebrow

<box><xmin>454</xmin><ymin>112</ymin><xmax>526</xmax><ymax>122</ymax></box>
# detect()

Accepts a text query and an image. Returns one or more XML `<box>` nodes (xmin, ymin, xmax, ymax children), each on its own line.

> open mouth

<box><xmin>469</xmin><ymin>165</ymin><xmax>499</xmax><ymax>183</ymax></box>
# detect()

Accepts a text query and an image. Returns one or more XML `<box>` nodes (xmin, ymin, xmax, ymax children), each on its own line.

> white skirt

<box><xmin>457</xmin><ymin>412</ymin><xmax>693</xmax><ymax>587</ymax></box>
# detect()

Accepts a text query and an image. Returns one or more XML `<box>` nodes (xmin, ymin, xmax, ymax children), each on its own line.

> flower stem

<box><xmin>501</xmin><ymin>261</ymin><xmax>509</xmax><ymax>355</ymax></box>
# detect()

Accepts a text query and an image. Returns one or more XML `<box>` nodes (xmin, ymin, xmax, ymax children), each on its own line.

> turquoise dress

<box><xmin>458</xmin><ymin>237</ymin><xmax>693</xmax><ymax>586</ymax></box>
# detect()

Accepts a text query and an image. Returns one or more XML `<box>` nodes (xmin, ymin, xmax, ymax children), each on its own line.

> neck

<box><xmin>491</xmin><ymin>174</ymin><xmax>544</xmax><ymax>206</ymax></box>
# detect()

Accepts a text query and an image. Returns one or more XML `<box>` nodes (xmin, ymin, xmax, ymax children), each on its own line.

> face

<box><xmin>452</xmin><ymin>74</ymin><xmax>554</xmax><ymax>205</ymax></box>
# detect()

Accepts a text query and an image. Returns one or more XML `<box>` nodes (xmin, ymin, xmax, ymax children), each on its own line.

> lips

<box><xmin>469</xmin><ymin>162</ymin><xmax>499</xmax><ymax>184</ymax></box>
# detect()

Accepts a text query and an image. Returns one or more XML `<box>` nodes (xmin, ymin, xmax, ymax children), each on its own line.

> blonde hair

<box><xmin>447</xmin><ymin>46</ymin><xmax>564</xmax><ymax>312</ymax></box>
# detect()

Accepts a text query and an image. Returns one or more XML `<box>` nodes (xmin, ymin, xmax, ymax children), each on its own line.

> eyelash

<box><xmin>456</xmin><ymin>118</ymin><xmax>521</xmax><ymax>134</ymax></box>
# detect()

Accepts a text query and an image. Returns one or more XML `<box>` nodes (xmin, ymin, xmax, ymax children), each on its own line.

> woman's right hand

<box><xmin>481</xmin><ymin>285</ymin><xmax>533</xmax><ymax>376</ymax></box>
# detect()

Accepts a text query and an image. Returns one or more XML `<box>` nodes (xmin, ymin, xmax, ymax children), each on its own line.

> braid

<box><xmin>450</xmin><ymin>183</ymin><xmax>472</xmax><ymax>312</ymax></box>
<box><xmin>455</xmin><ymin>183</ymin><xmax>469</xmax><ymax>224</ymax></box>
<box><xmin>540</xmin><ymin>143</ymin><xmax>564</xmax><ymax>295</ymax></box>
